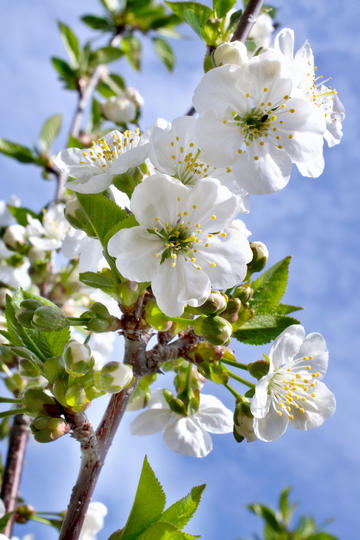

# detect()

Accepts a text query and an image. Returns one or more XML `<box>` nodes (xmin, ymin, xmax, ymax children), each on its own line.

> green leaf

<box><xmin>39</xmin><ymin>114</ymin><xmax>62</xmax><ymax>152</ymax></box>
<box><xmin>137</xmin><ymin>522</ymin><xmax>197</xmax><ymax>539</ymax></box>
<box><xmin>276</xmin><ymin>304</ymin><xmax>303</xmax><ymax>315</ymax></box>
<box><xmin>76</xmin><ymin>193</ymin><xmax>128</xmax><ymax>247</ymax></box>
<box><xmin>120</xmin><ymin>456</ymin><xmax>166</xmax><ymax>539</ymax></box>
<box><xmin>58</xmin><ymin>22</ymin><xmax>80</xmax><ymax>67</ymax></box>
<box><xmin>247</xmin><ymin>504</ymin><xmax>283</xmax><ymax>532</ymax></box>
<box><xmin>81</xmin><ymin>15</ymin><xmax>114</xmax><ymax>31</ymax></box>
<box><xmin>279</xmin><ymin>487</ymin><xmax>294</xmax><ymax>525</ymax></box>
<box><xmin>79</xmin><ymin>269</ymin><xmax>118</xmax><ymax>293</ymax></box>
<box><xmin>250</xmin><ymin>257</ymin><xmax>291</xmax><ymax>312</ymax></box>
<box><xmin>88</xmin><ymin>46</ymin><xmax>124</xmax><ymax>69</ymax></box>
<box><xmin>89</xmin><ymin>99</ymin><xmax>102</xmax><ymax>133</ymax></box>
<box><xmin>7</xmin><ymin>206</ymin><xmax>38</xmax><ymax>226</ymax></box>
<box><xmin>0</xmin><ymin>512</ymin><xmax>12</xmax><ymax>532</ymax></box>
<box><xmin>51</xmin><ymin>57</ymin><xmax>77</xmax><ymax>88</ymax></box>
<box><xmin>0</xmin><ymin>138</ymin><xmax>35</xmax><ymax>164</ymax></box>
<box><xmin>165</xmin><ymin>2</ymin><xmax>212</xmax><ymax>26</ymax></box>
<box><xmin>233</xmin><ymin>313</ymin><xmax>300</xmax><ymax>345</ymax></box>
<box><xmin>160</xmin><ymin>485</ymin><xmax>205</xmax><ymax>529</ymax></box>
<box><xmin>152</xmin><ymin>37</ymin><xmax>175</xmax><ymax>71</ymax></box>
<box><xmin>213</xmin><ymin>0</ymin><xmax>236</xmax><ymax>18</ymax></box>
<box><xmin>123</xmin><ymin>35</ymin><xmax>142</xmax><ymax>70</ymax></box>
<box><xmin>306</xmin><ymin>534</ymin><xmax>338</xmax><ymax>540</ymax></box>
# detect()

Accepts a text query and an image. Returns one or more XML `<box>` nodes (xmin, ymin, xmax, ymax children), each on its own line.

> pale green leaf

<box><xmin>160</xmin><ymin>485</ymin><xmax>205</xmax><ymax>529</ymax></box>
<box><xmin>0</xmin><ymin>138</ymin><xmax>35</xmax><ymax>164</ymax></box>
<box><xmin>39</xmin><ymin>114</ymin><xmax>62</xmax><ymax>152</ymax></box>
<box><xmin>88</xmin><ymin>46</ymin><xmax>124</xmax><ymax>69</ymax></box>
<box><xmin>58</xmin><ymin>22</ymin><xmax>80</xmax><ymax>67</ymax></box>
<box><xmin>213</xmin><ymin>0</ymin><xmax>236</xmax><ymax>18</ymax></box>
<box><xmin>152</xmin><ymin>37</ymin><xmax>175</xmax><ymax>71</ymax></box>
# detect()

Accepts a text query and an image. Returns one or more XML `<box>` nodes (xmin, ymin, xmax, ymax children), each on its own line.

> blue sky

<box><xmin>0</xmin><ymin>1</ymin><xmax>359</xmax><ymax>538</ymax></box>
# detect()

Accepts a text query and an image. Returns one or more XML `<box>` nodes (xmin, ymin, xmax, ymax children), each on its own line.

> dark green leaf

<box><xmin>76</xmin><ymin>193</ymin><xmax>128</xmax><ymax>247</ymax></box>
<box><xmin>306</xmin><ymin>534</ymin><xmax>338</xmax><ymax>540</ymax></box>
<box><xmin>0</xmin><ymin>512</ymin><xmax>12</xmax><ymax>532</ymax></box>
<box><xmin>152</xmin><ymin>37</ymin><xmax>175</xmax><ymax>71</ymax></box>
<box><xmin>213</xmin><ymin>0</ymin><xmax>236</xmax><ymax>18</ymax></box>
<box><xmin>7</xmin><ymin>206</ymin><xmax>38</xmax><ymax>226</ymax></box>
<box><xmin>88</xmin><ymin>46</ymin><xmax>124</xmax><ymax>69</ymax></box>
<box><xmin>0</xmin><ymin>138</ymin><xmax>35</xmax><ymax>164</ymax></box>
<box><xmin>81</xmin><ymin>15</ymin><xmax>114</xmax><ymax>31</ymax></box>
<box><xmin>226</xmin><ymin>8</ymin><xmax>242</xmax><ymax>33</ymax></box>
<box><xmin>233</xmin><ymin>314</ymin><xmax>300</xmax><ymax>345</ymax></box>
<box><xmin>160</xmin><ymin>485</ymin><xmax>205</xmax><ymax>529</ymax></box>
<box><xmin>39</xmin><ymin>114</ymin><xmax>62</xmax><ymax>152</ymax></box>
<box><xmin>165</xmin><ymin>2</ymin><xmax>212</xmax><ymax>26</ymax></box>
<box><xmin>58</xmin><ymin>21</ymin><xmax>80</xmax><ymax>67</ymax></box>
<box><xmin>250</xmin><ymin>257</ymin><xmax>291</xmax><ymax>312</ymax></box>
<box><xmin>120</xmin><ymin>456</ymin><xmax>166</xmax><ymax>539</ymax></box>
<box><xmin>247</xmin><ymin>504</ymin><xmax>283</xmax><ymax>532</ymax></box>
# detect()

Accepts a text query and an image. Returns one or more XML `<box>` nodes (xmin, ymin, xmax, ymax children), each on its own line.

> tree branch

<box><xmin>231</xmin><ymin>0</ymin><xmax>264</xmax><ymax>43</ymax></box>
<box><xmin>0</xmin><ymin>414</ymin><xmax>31</xmax><ymax>537</ymax></box>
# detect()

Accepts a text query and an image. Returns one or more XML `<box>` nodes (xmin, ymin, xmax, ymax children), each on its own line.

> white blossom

<box><xmin>250</xmin><ymin>325</ymin><xmax>336</xmax><ymax>442</ymax></box>
<box><xmin>213</xmin><ymin>42</ymin><xmax>249</xmax><ymax>67</ymax></box>
<box><xmin>54</xmin><ymin>130</ymin><xmax>149</xmax><ymax>194</ymax></box>
<box><xmin>62</xmin><ymin>228</ymin><xmax>106</xmax><ymax>271</ymax></box>
<box><xmin>3</xmin><ymin>224</ymin><xmax>27</xmax><ymax>249</ymax></box>
<box><xmin>0</xmin><ymin>240</ymin><xmax>31</xmax><ymax>289</ymax></box>
<box><xmin>26</xmin><ymin>204</ymin><xmax>69</xmax><ymax>251</ymax></box>
<box><xmin>0</xmin><ymin>195</ymin><xmax>20</xmax><ymax>227</ymax></box>
<box><xmin>249</xmin><ymin>12</ymin><xmax>274</xmax><ymax>48</ymax></box>
<box><xmin>101</xmin><ymin>96</ymin><xmax>137</xmax><ymax>124</ymax></box>
<box><xmin>108</xmin><ymin>174</ymin><xmax>252</xmax><ymax>317</ymax></box>
<box><xmin>125</xmin><ymin>87</ymin><xmax>144</xmax><ymax>108</ymax></box>
<box><xmin>130</xmin><ymin>389</ymin><xmax>233</xmax><ymax>457</ymax></box>
<box><xmin>149</xmin><ymin>115</ymin><xmax>249</xmax><ymax>211</ymax></box>
<box><xmin>193</xmin><ymin>56</ymin><xmax>326</xmax><ymax>194</ymax></box>
<box><xmin>79</xmin><ymin>501</ymin><xmax>107</xmax><ymax>540</ymax></box>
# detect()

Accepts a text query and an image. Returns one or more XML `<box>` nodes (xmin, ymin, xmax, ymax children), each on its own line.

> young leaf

<box><xmin>213</xmin><ymin>0</ymin><xmax>236</xmax><ymax>18</ymax></box>
<box><xmin>159</xmin><ymin>485</ymin><xmax>206</xmax><ymax>529</ymax></box>
<box><xmin>165</xmin><ymin>2</ymin><xmax>212</xmax><ymax>26</ymax></box>
<box><xmin>81</xmin><ymin>15</ymin><xmax>114</xmax><ymax>31</ymax></box>
<box><xmin>233</xmin><ymin>313</ymin><xmax>300</xmax><ymax>345</ymax></box>
<box><xmin>88</xmin><ymin>46</ymin><xmax>124</xmax><ymax>69</ymax></box>
<box><xmin>137</xmin><ymin>521</ymin><xmax>198</xmax><ymax>539</ymax></box>
<box><xmin>51</xmin><ymin>57</ymin><xmax>77</xmax><ymax>88</ymax></box>
<box><xmin>120</xmin><ymin>456</ymin><xmax>166</xmax><ymax>539</ymax></box>
<box><xmin>152</xmin><ymin>37</ymin><xmax>175</xmax><ymax>71</ymax></box>
<box><xmin>76</xmin><ymin>193</ymin><xmax>128</xmax><ymax>247</ymax></box>
<box><xmin>250</xmin><ymin>257</ymin><xmax>291</xmax><ymax>312</ymax></box>
<box><xmin>7</xmin><ymin>206</ymin><xmax>38</xmax><ymax>226</ymax></box>
<box><xmin>123</xmin><ymin>35</ymin><xmax>142</xmax><ymax>70</ymax></box>
<box><xmin>79</xmin><ymin>269</ymin><xmax>119</xmax><ymax>293</ymax></box>
<box><xmin>39</xmin><ymin>114</ymin><xmax>62</xmax><ymax>152</ymax></box>
<box><xmin>247</xmin><ymin>504</ymin><xmax>283</xmax><ymax>532</ymax></box>
<box><xmin>0</xmin><ymin>138</ymin><xmax>35</xmax><ymax>164</ymax></box>
<box><xmin>58</xmin><ymin>21</ymin><xmax>80</xmax><ymax>68</ymax></box>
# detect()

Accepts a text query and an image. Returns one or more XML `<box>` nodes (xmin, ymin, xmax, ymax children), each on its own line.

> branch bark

<box><xmin>231</xmin><ymin>0</ymin><xmax>264</xmax><ymax>43</ymax></box>
<box><xmin>0</xmin><ymin>414</ymin><xmax>31</xmax><ymax>537</ymax></box>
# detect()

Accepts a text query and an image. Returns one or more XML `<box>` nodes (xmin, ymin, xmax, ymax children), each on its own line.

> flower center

<box><xmin>233</xmin><ymin>108</ymin><xmax>277</xmax><ymax>141</ymax></box>
<box><xmin>149</xmin><ymin>220</ymin><xmax>197</xmax><ymax>265</ymax></box>
<box><xmin>79</xmin><ymin>129</ymin><xmax>140</xmax><ymax>169</ymax></box>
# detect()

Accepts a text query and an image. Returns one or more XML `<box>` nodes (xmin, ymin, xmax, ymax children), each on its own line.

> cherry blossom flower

<box><xmin>0</xmin><ymin>240</ymin><xmax>31</xmax><ymax>289</ymax></box>
<box><xmin>62</xmin><ymin>228</ymin><xmax>106</xmax><ymax>271</ymax></box>
<box><xmin>130</xmin><ymin>389</ymin><xmax>233</xmax><ymax>457</ymax></box>
<box><xmin>0</xmin><ymin>196</ymin><xmax>20</xmax><ymax>227</ymax></box>
<box><xmin>193</xmin><ymin>56</ymin><xmax>326</xmax><ymax>194</ymax></box>
<box><xmin>26</xmin><ymin>204</ymin><xmax>69</xmax><ymax>251</ymax></box>
<box><xmin>249</xmin><ymin>12</ymin><xmax>274</xmax><ymax>48</ymax></box>
<box><xmin>54</xmin><ymin>129</ymin><xmax>149</xmax><ymax>194</ymax></box>
<box><xmin>149</xmin><ymin>115</ymin><xmax>249</xmax><ymax>211</ymax></box>
<box><xmin>101</xmin><ymin>96</ymin><xmax>136</xmax><ymax>124</ymax></box>
<box><xmin>79</xmin><ymin>501</ymin><xmax>107</xmax><ymax>540</ymax></box>
<box><xmin>108</xmin><ymin>174</ymin><xmax>252</xmax><ymax>316</ymax></box>
<box><xmin>250</xmin><ymin>325</ymin><xmax>336</xmax><ymax>442</ymax></box>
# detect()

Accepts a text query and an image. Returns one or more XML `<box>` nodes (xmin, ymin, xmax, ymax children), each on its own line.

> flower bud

<box><xmin>248</xmin><ymin>359</ymin><xmax>269</xmax><ymax>380</ymax></box>
<box><xmin>101</xmin><ymin>96</ymin><xmax>136</xmax><ymax>124</ymax></box>
<box><xmin>125</xmin><ymin>87</ymin><xmax>144</xmax><ymax>108</ymax></box>
<box><xmin>193</xmin><ymin>315</ymin><xmax>232</xmax><ymax>345</ymax></box>
<box><xmin>100</xmin><ymin>362</ymin><xmax>133</xmax><ymax>393</ymax></box>
<box><xmin>233</xmin><ymin>398</ymin><xmax>257</xmax><ymax>443</ymax></box>
<box><xmin>213</xmin><ymin>42</ymin><xmax>248</xmax><ymax>67</ymax></box>
<box><xmin>119</xmin><ymin>280</ymin><xmax>142</xmax><ymax>308</ymax></box>
<box><xmin>64</xmin><ymin>383</ymin><xmax>88</xmax><ymax>410</ymax></box>
<box><xmin>32</xmin><ymin>305</ymin><xmax>68</xmax><ymax>331</ymax></box>
<box><xmin>28</xmin><ymin>245</ymin><xmax>46</xmax><ymax>262</ymax></box>
<box><xmin>0</xmin><ymin>287</ymin><xmax>11</xmax><ymax>308</ymax></box>
<box><xmin>14</xmin><ymin>504</ymin><xmax>35</xmax><ymax>524</ymax></box>
<box><xmin>15</xmin><ymin>299</ymin><xmax>43</xmax><ymax>327</ymax></box>
<box><xmin>221</xmin><ymin>297</ymin><xmax>241</xmax><ymax>323</ymax></box>
<box><xmin>197</xmin><ymin>291</ymin><xmax>228</xmax><ymax>315</ymax></box>
<box><xmin>247</xmin><ymin>241</ymin><xmax>269</xmax><ymax>274</ymax></box>
<box><xmin>82</xmin><ymin>302</ymin><xmax>117</xmax><ymax>333</ymax></box>
<box><xmin>144</xmin><ymin>299</ymin><xmax>171</xmax><ymax>331</ymax></box>
<box><xmin>23</xmin><ymin>388</ymin><xmax>58</xmax><ymax>415</ymax></box>
<box><xmin>31</xmin><ymin>416</ymin><xmax>70</xmax><ymax>443</ymax></box>
<box><xmin>43</xmin><ymin>356</ymin><xmax>66</xmax><ymax>384</ymax></box>
<box><xmin>64</xmin><ymin>340</ymin><xmax>94</xmax><ymax>377</ymax></box>
<box><xmin>233</xmin><ymin>284</ymin><xmax>253</xmax><ymax>304</ymax></box>
<box><xmin>3</xmin><ymin>224</ymin><xmax>27</xmax><ymax>249</ymax></box>
<box><xmin>163</xmin><ymin>389</ymin><xmax>186</xmax><ymax>415</ymax></box>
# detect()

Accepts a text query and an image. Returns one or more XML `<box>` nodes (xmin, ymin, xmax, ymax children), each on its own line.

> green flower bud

<box><xmin>64</xmin><ymin>340</ymin><xmax>94</xmax><ymax>377</ymax></box>
<box><xmin>23</xmin><ymin>388</ymin><xmax>58</xmax><ymax>415</ymax></box>
<box><xmin>81</xmin><ymin>302</ymin><xmax>118</xmax><ymax>333</ymax></box>
<box><xmin>31</xmin><ymin>416</ymin><xmax>70</xmax><ymax>443</ymax></box>
<box><xmin>32</xmin><ymin>305</ymin><xmax>68</xmax><ymax>331</ymax></box>
<box><xmin>119</xmin><ymin>280</ymin><xmax>141</xmax><ymax>308</ymax></box>
<box><xmin>193</xmin><ymin>315</ymin><xmax>232</xmax><ymax>345</ymax></box>
<box><xmin>19</xmin><ymin>359</ymin><xmax>41</xmax><ymax>378</ymax></box>
<box><xmin>43</xmin><ymin>356</ymin><xmax>66</xmax><ymax>384</ymax></box>
<box><xmin>100</xmin><ymin>362</ymin><xmax>133</xmax><ymax>393</ymax></box>
<box><xmin>163</xmin><ymin>389</ymin><xmax>186</xmax><ymax>415</ymax></box>
<box><xmin>145</xmin><ymin>299</ymin><xmax>171</xmax><ymax>331</ymax></box>
<box><xmin>15</xmin><ymin>299</ymin><xmax>43</xmax><ymax>327</ymax></box>
<box><xmin>233</xmin><ymin>285</ymin><xmax>254</xmax><ymax>304</ymax></box>
<box><xmin>233</xmin><ymin>398</ymin><xmax>257</xmax><ymax>443</ymax></box>
<box><xmin>247</xmin><ymin>241</ymin><xmax>269</xmax><ymax>274</ymax></box>
<box><xmin>14</xmin><ymin>504</ymin><xmax>35</xmax><ymax>524</ymax></box>
<box><xmin>248</xmin><ymin>359</ymin><xmax>270</xmax><ymax>380</ymax></box>
<box><xmin>221</xmin><ymin>297</ymin><xmax>241</xmax><ymax>323</ymax></box>
<box><xmin>64</xmin><ymin>383</ymin><xmax>88</xmax><ymax>410</ymax></box>
<box><xmin>197</xmin><ymin>292</ymin><xmax>228</xmax><ymax>315</ymax></box>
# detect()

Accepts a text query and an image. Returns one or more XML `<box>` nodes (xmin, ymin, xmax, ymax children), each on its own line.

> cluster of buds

<box><xmin>16</xmin><ymin>299</ymin><xmax>68</xmax><ymax>331</ymax></box>
<box><xmin>81</xmin><ymin>302</ymin><xmax>121</xmax><ymax>332</ymax></box>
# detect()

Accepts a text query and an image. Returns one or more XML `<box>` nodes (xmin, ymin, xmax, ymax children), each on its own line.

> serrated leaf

<box><xmin>137</xmin><ymin>522</ymin><xmax>197</xmax><ymax>539</ymax></box>
<box><xmin>213</xmin><ymin>0</ymin><xmax>236</xmax><ymax>18</ymax></box>
<box><xmin>39</xmin><ymin>114</ymin><xmax>62</xmax><ymax>152</ymax></box>
<box><xmin>88</xmin><ymin>46</ymin><xmax>124</xmax><ymax>69</ymax></box>
<box><xmin>152</xmin><ymin>37</ymin><xmax>175</xmax><ymax>71</ymax></box>
<box><xmin>233</xmin><ymin>313</ymin><xmax>300</xmax><ymax>345</ymax></box>
<box><xmin>160</xmin><ymin>485</ymin><xmax>205</xmax><ymax>529</ymax></box>
<box><xmin>276</xmin><ymin>304</ymin><xmax>303</xmax><ymax>315</ymax></box>
<box><xmin>76</xmin><ymin>193</ymin><xmax>128</xmax><ymax>247</ymax></box>
<box><xmin>58</xmin><ymin>22</ymin><xmax>80</xmax><ymax>68</ymax></box>
<box><xmin>81</xmin><ymin>15</ymin><xmax>114</xmax><ymax>31</ymax></box>
<box><xmin>165</xmin><ymin>2</ymin><xmax>212</xmax><ymax>26</ymax></box>
<box><xmin>250</xmin><ymin>257</ymin><xmax>291</xmax><ymax>312</ymax></box>
<box><xmin>120</xmin><ymin>456</ymin><xmax>166</xmax><ymax>540</ymax></box>
<box><xmin>7</xmin><ymin>206</ymin><xmax>38</xmax><ymax>226</ymax></box>
<box><xmin>0</xmin><ymin>138</ymin><xmax>35</xmax><ymax>164</ymax></box>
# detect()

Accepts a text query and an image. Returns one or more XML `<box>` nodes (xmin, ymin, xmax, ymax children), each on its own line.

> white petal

<box><xmin>130</xmin><ymin>408</ymin><xmax>173</xmax><ymax>435</ymax></box>
<box><xmin>195</xmin><ymin>394</ymin><xmax>233</xmax><ymax>434</ymax></box>
<box><xmin>293</xmin><ymin>133</ymin><xmax>324</xmax><ymax>177</ymax></box>
<box><xmin>251</xmin><ymin>376</ymin><xmax>272</xmax><ymax>418</ymax></box>
<box><xmin>54</xmin><ymin>147</ymin><xmax>97</xmax><ymax>180</ymax></box>
<box><xmin>163</xmin><ymin>417</ymin><xmax>213</xmax><ymax>457</ymax></box>
<box><xmin>274</xmin><ymin>28</ymin><xmax>294</xmax><ymax>59</ymax></box>
<box><xmin>291</xmin><ymin>332</ymin><xmax>328</xmax><ymax>378</ymax></box>
<box><xmin>109</xmin><ymin>142</ymin><xmax>150</xmax><ymax>174</ymax></box>
<box><xmin>66</xmin><ymin>172</ymin><xmax>113</xmax><ymax>194</ymax></box>
<box><xmin>108</xmin><ymin>226</ymin><xmax>162</xmax><ymax>282</ymax></box>
<box><xmin>253</xmin><ymin>402</ymin><xmax>289</xmax><ymax>442</ymax></box>
<box><xmin>269</xmin><ymin>324</ymin><xmax>305</xmax><ymax>369</ymax></box>
<box><xmin>290</xmin><ymin>381</ymin><xmax>336</xmax><ymax>430</ymax></box>
<box><xmin>193</xmin><ymin>65</ymin><xmax>246</xmax><ymax>115</ymax></box>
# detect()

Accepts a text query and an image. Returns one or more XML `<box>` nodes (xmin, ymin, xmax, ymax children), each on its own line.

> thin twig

<box><xmin>231</xmin><ymin>0</ymin><xmax>264</xmax><ymax>43</ymax></box>
<box><xmin>0</xmin><ymin>414</ymin><xmax>31</xmax><ymax>537</ymax></box>
<box><xmin>70</xmin><ymin>67</ymin><xmax>105</xmax><ymax>138</ymax></box>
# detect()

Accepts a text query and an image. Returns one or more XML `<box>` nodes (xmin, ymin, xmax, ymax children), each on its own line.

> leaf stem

<box><xmin>226</xmin><ymin>369</ymin><xmax>255</xmax><ymax>388</ymax></box>
<box><xmin>220</xmin><ymin>358</ymin><xmax>249</xmax><ymax>371</ymax></box>
<box><xmin>224</xmin><ymin>383</ymin><xmax>242</xmax><ymax>400</ymax></box>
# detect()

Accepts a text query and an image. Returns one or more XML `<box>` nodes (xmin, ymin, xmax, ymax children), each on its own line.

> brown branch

<box><xmin>0</xmin><ymin>414</ymin><xmax>31</xmax><ymax>537</ymax></box>
<box><xmin>231</xmin><ymin>0</ymin><xmax>264</xmax><ymax>43</ymax></box>
<box><xmin>146</xmin><ymin>331</ymin><xmax>203</xmax><ymax>371</ymax></box>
